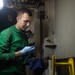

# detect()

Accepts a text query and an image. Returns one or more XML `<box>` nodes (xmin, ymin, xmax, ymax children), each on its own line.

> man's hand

<box><xmin>20</xmin><ymin>46</ymin><xmax>35</xmax><ymax>55</ymax></box>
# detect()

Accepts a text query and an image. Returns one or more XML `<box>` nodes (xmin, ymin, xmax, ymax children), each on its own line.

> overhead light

<box><xmin>0</xmin><ymin>0</ymin><xmax>3</xmax><ymax>10</ymax></box>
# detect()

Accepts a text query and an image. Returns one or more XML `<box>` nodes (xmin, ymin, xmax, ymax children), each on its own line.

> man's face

<box><xmin>17</xmin><ymin>13</ymin><xmax>32</xmax><ymax>31</ymax></box>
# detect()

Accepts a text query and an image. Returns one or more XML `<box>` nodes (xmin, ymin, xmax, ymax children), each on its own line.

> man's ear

<box><xmin>16</xmin><ymin>16</ymin><xmax>20</xmax><ymax>21</ymax></box>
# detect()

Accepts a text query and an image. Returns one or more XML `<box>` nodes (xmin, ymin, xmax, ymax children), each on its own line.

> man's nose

<box><xmin>26</xmin><ymin>22</ymin><xmax>30</xmax><ymax>26</ymax></box>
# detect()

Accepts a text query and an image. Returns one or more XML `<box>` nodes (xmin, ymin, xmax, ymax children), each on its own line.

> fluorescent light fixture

<box><xmin>0</xmin><ymin>0</ymin><xmax>3</xmax><ymax>10</ymax></box>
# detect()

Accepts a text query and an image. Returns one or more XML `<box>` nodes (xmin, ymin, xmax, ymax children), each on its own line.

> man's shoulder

<box><xmin>0</xmin><ymin>25</ymin><xmax>14</xmax><ymax>35</ymax></box>
<box><xmin>2</xmin><ymin>26</ymin><xmax>13</xmax><ymax>32</ymax></box>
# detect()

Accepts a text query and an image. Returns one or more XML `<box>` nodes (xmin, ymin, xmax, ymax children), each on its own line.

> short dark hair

<box><xmin>17</xmin><ymin>7</ymin><xmax>32</xmax><ymax>17</ymax></box>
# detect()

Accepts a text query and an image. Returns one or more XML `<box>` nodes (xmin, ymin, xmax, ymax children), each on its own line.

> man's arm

<box><xmin>0</xmin><ymin>28</ymin><xmax>35</xmax><ymax>63</ymax></box>
<box><xmin>15</xmin><ymin>51</ymin><xmax>22</xmax><ymax>57</ymax></box>
<box><xmin>0</xmin><ymin>30</ymin><xmax>16</xmax><ymax>63</ymax></box>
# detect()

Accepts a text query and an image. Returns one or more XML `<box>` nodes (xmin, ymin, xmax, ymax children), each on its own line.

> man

<box><xmin>0</xmin><ymin>8</ymin><xmax>35</xmax><ymax>75</ymax></box>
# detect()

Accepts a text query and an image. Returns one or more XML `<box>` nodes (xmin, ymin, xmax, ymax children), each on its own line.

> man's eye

<box><xmin>24</xmin><ymin>20</ymin><xmax>31</xmax><ymax>23</ymax></box>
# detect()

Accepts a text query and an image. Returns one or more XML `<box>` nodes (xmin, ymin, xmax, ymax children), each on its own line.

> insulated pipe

<box><xmin>39</xmin><ymin>11</ymin><xmax>45</xmax><ymax>57</ymax></box>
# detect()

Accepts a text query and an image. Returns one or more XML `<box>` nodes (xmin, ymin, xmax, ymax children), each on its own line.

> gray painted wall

<box><xmin>54</xmin><ymin>0</ymin><xmax>75</xmax><ymax>59</ymax></box>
